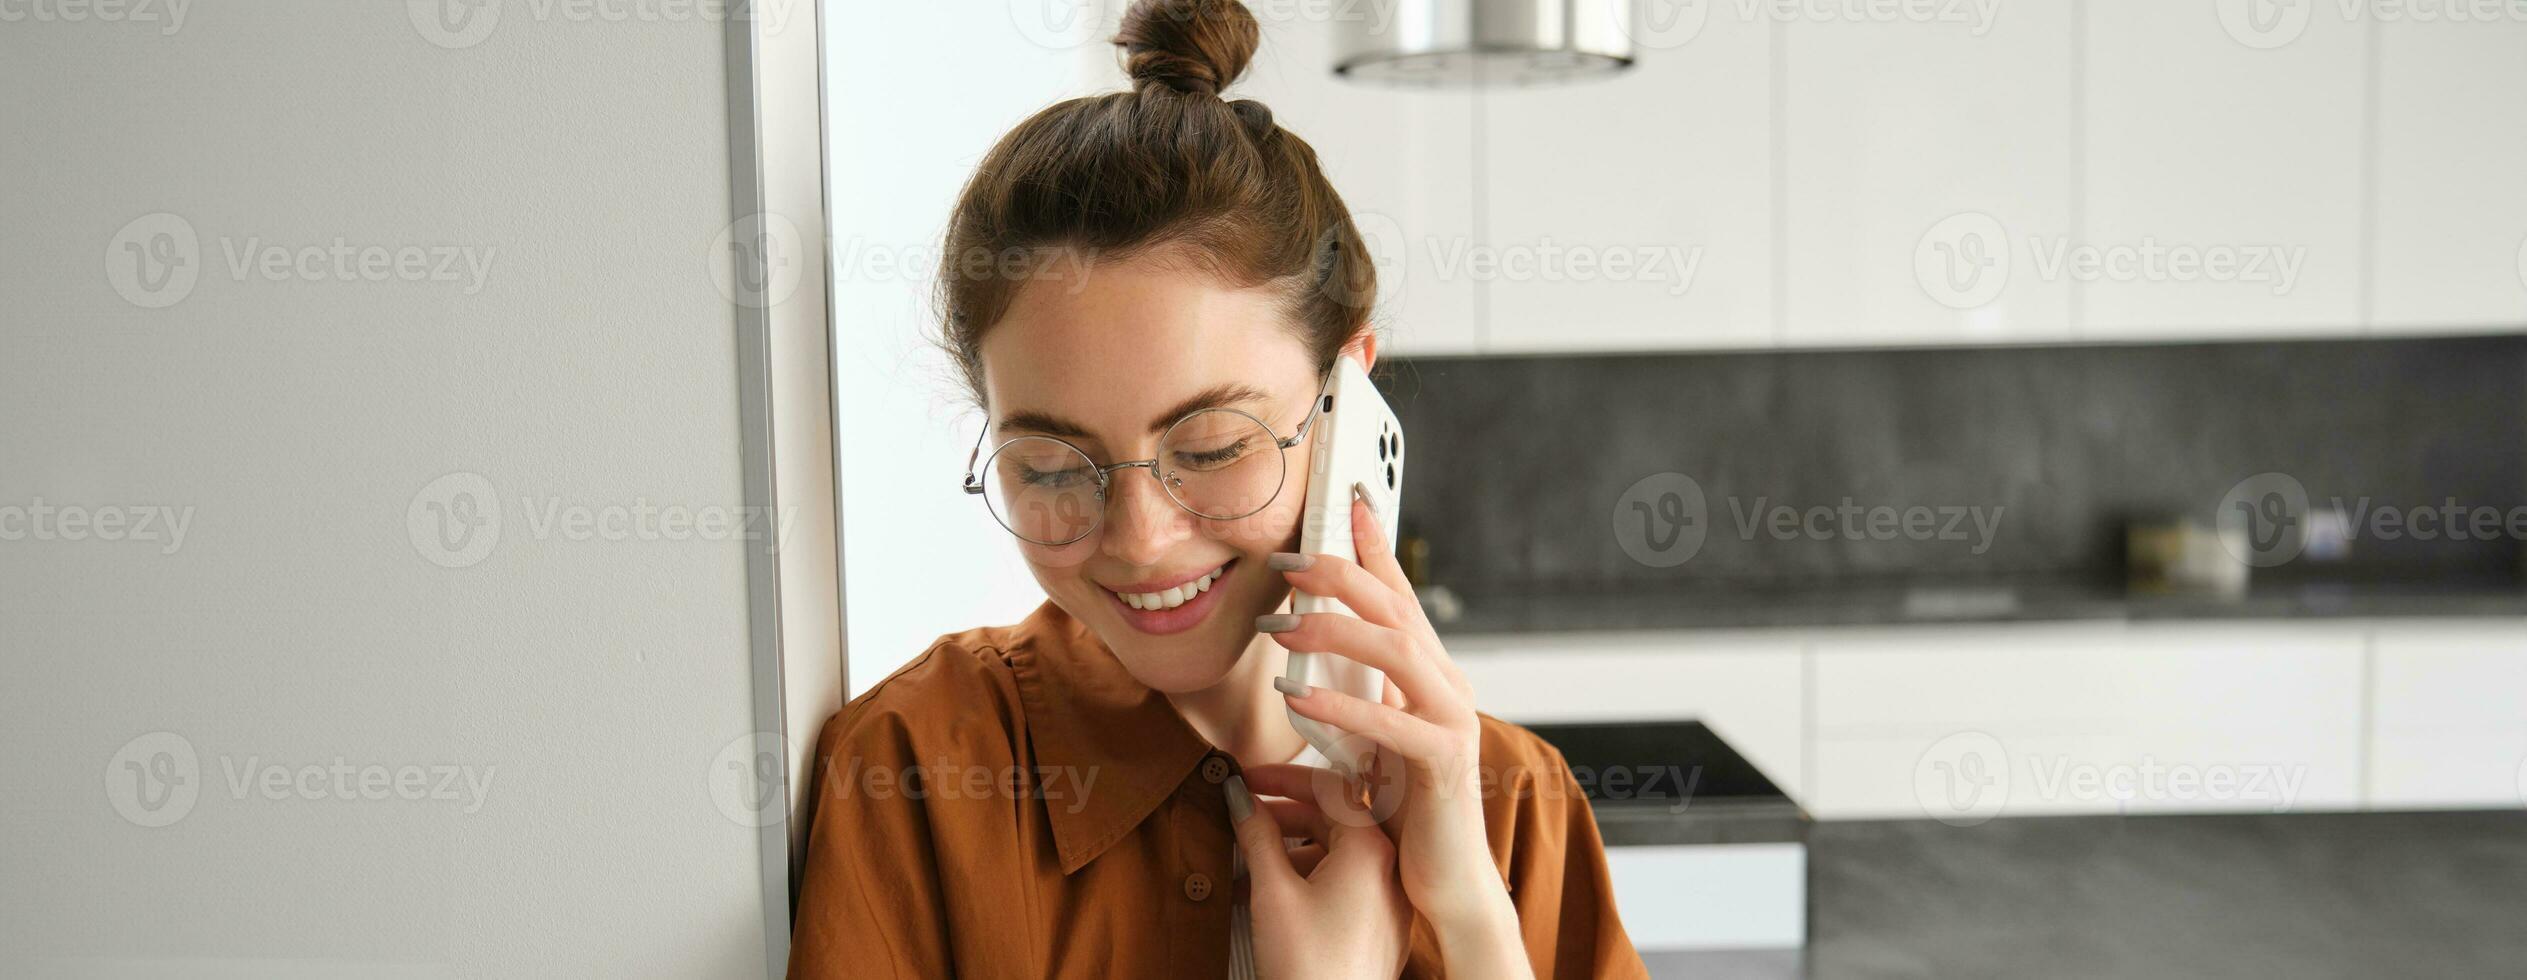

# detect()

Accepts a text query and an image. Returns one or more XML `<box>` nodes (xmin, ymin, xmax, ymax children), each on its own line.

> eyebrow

<box><xmin>997</xmin><ymin>382</ymin><xmax>1278</xmax><ymax>441</ymax></box>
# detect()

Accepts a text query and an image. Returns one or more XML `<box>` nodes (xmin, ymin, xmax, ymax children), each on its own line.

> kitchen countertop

<box><xmin>1522</xmin><ymin>720</ymin><xmax>1807</xmax><ymax>848</ymax></box>
<box><xmin>1428</xmin><ymin>580</ymin><xmax>2527</xmax><ymax>635</ymax></box>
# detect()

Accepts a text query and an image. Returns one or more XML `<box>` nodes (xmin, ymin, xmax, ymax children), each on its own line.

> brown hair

<box><xmin>935</xmin><ymin>0</ymin><xmax>1376</xmax><ymax>410</ymax></box>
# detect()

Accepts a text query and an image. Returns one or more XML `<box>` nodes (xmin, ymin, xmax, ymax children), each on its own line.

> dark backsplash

<box><xmin>1376</xmin><ymin>337</ymin><xmax>2527</xmax><ymax>597</ymax></box>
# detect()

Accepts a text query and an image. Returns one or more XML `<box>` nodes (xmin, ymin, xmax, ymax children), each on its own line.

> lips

<box><xmin>1102</xmin><ymin>559</ymin><xmax>1236</xmax><ymax>636</ymax></box>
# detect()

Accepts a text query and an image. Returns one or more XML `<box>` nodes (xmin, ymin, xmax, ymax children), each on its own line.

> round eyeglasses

<box><xmin>961</xmin><ymin>368</ymin><xmax>1336</xmax><ymax>546</ymax></box>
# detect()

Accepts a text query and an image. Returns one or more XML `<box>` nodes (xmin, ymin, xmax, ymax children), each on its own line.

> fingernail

<box><xmin>1352</xmin><ymin>482</ymin><xmax>1381</xmax><ymax>518</ymax></box>
<box><xmin>1256</xmin><ymin>613</ymin><xmax>1300</xmax><ymax>633</ymax></box>
<box><xmin>1267</xmin><ymin>552</ymin><xmax>1313</xmax><ymax>571</ymax></box>
<box><xmin>1273</xmin><ymin>676</ymin><xmax>1310</xmax><ymax>699</ymax></box>
<box><xmin>1224</xmin><ymin>774</ymin><xmax>1253</xmax><ymax>822</ymax></box>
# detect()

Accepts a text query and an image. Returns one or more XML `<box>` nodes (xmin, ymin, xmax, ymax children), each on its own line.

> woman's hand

<box><xmin>1229</xmin><ymin>773</ymin><xmax>1411</xmax><ymax>980</ymax></box>
<box><xmin>1253</xmin><ymin>487</ymin><xmax>1536</xmax><ymax>979</ymax></box>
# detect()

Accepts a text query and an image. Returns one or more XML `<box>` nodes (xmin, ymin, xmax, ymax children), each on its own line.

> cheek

<box><xmin>1019</xmin><ymin>538</ymin><xmax>1097</xmax><ymax>573</ymax></box>
<box><xmin>1203</xmin><ymin>485</ymin><xmax>1307</xmax><ymax>554</ymax></box>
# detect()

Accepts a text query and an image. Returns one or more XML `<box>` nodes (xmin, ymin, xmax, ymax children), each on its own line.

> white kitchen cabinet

<box><xmin>1239</xmin><ymin>13</ymin><xmax>1482</xmax><ymax>355</ymax></box>
<box><xmin>2370</xmin><ymin>17</ymin><xmax>2527</xmax><ymax>331</ymax></box>
<box><xmin>2368</xmin><ymin>622</ymin><xmax>2527</xmax><ymax>809</ymax></box>
<box><xmin>1781</xmin><ymin>6</ymin><xmax>2078</xmax><ymax>347</ymax></box>
<box><xmin>1476</xmin><ymin>14</ymin><xmax>1774</xmax><ymax>352</ymax></box>
<box><xmin>2078</xmin><ymin>3</ymin><xmax>2368</xmax><ymax>339</ymax></box>
<box><xmin>1807</xmin><ymin>623</ymin><xmax>2365</xmax><ymax>819</ymax></box>
<box><xmin>1450</xmin><ymin>631</ymin><xmax>1807</xmax><ymax>797</ymax></box>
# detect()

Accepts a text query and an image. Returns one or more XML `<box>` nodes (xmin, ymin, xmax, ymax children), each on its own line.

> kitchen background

<box><xmin>828</xmin><ymin>3</ymin><xmax>2527</xmax><ymax>977</ymax></box>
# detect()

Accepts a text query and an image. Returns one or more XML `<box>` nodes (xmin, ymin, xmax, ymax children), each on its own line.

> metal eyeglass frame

<box><xmin>961</xmin><ymin>365</ymin><xmax>1339</xmax><ymax>544</ymax></box>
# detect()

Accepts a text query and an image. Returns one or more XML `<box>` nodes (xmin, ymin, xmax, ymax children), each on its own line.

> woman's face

<box><xmin>978</xmin><ymin>249</ymin><xmax>1351</xmax><ymax>694</ymax></box>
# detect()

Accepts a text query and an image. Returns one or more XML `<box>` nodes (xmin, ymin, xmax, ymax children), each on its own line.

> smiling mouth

<box><xmin>1106</xmin><ymin>559</ymin><xmax>1234</xmax><ymax>611</ymax></box>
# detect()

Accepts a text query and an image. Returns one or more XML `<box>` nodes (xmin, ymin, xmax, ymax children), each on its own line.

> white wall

<box><xmin>826</xmin><ymin>6</ymin><xmax>1111</xmax><ymax>695</ymax></box>
<box><xmin>2</xmin><ymin>5</ymin><xmax>774</xmax><ymax>977</ymax></box>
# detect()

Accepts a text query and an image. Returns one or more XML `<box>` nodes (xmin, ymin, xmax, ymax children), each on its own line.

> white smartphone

<box><xmin>1282</xmin><ymin>355</ymin><xmax>1405</xmax><ymax>777</ymax></box>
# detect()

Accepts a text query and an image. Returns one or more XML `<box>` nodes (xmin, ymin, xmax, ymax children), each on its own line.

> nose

<box><xmin>1097</xmin><ymin>464</ymin><xmax>1193</xmax><ymax>568</ymax></box>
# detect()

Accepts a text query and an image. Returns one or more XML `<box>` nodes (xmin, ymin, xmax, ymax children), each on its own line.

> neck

<box><xmin>1167</xmin><ymin>596</ymin><xmax>1309</xmax><ymax>768</ymax></box>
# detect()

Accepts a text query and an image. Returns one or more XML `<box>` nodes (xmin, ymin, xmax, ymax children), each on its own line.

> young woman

<box><xmin>788</xmin><ymin>2</ymin><xmax>1645</xmax><ymax>976</ymax></box>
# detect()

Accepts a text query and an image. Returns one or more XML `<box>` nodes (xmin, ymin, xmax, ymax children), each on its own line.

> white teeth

<box><xmin>1113</xmin><ymin>563</ymin><xmax>1227</xmax><ymax>612</ymax></box>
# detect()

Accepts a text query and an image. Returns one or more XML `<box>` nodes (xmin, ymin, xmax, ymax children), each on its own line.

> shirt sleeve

<box><xmin>786</xmin><ymin>706</ymin><xmax>955</xmax><ymax>979</ymax></box>
<box><xmin>1504</xmin><ymin>744</ymin><xmax>1652</xmax><ymax>980</ymax></box>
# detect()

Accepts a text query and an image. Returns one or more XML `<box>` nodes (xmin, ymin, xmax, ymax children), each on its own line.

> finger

<box><xmin>1317</xmin><ymin>802</ymin><xmax>1397</xmax><ymax>878</ymax></box>
<box><xmin>1258</xmin><ymin>798</ymin><xmax>1327</xmax><ymax>842</ymax></box>
<box><xmin>1263</xmin><ymin>613</ymin><xmax>1454</xmax><ymax>717</ymax></box>
<box><xmin>1270</xmin><ymin>549</ymin><xmax>1417</xmax><ymax>630</ymax></box>
<box><xmin>1225</xmin><ymin>775</ymin><xmax>1300</xmax><ymax>892</ymax></box>
<box><xmin>1347</xmin><ymin>483</ymin><xmax>1414</xmax><ymax>597</ymax></box>
<box><xmin>1237</xmin><ymin>763</ymin><xmax>1327</xmax><ymax>805</ymax></box>
<box><xmin>1279</xmin><ymin>680</ymin><xmax>1458</xmax><ymax>763</ymax></box>
<box><xmin>1285</xmin><ymin>842</ymin><xmax>1327</xmax><ymax>878</ymax></box>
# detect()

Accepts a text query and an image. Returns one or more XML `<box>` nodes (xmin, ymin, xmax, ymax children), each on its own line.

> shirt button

<box><xmin>1183</xmin><ymin>872</ymin><xmax>1214</xmax><ymax>902</ymax></box>
<box><xmin>1200</xmin><ymin>755</ymin><xmax>1232</xmax><ymax>784</ymax></box>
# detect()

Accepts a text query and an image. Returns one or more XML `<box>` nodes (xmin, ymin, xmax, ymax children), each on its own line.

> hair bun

<box><xmin>1115</xmin><ymin>0</ymin><xmax>1259</xmax><ymax>98</ymax></box>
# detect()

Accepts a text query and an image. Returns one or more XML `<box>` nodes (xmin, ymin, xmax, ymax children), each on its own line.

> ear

<box><xmin>1341</xmin><ymin>330</ymin><xmax>1378</xmax><ymax>373</ymax></box>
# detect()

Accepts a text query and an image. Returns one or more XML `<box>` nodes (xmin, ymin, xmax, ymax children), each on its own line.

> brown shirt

<box><xmin>787</xmin><ymin>600</ymin><xmax>1649</xmax><ymax>979</ymax></box>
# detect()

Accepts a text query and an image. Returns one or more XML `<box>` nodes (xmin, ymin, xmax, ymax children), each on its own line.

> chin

<box><xmin>1065</xmin><ymin>557</ymin><xmax>1278</xmax><ymax>694</ymax></box>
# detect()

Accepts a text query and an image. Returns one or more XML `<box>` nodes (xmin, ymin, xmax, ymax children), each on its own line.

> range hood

<box><xmin>1333</xmin><ymin>0</ymin><xmax>1636</xmax><ymax>87</ymax></box>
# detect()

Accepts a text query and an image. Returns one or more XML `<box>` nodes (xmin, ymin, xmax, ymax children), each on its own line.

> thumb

<box><xmin>1227</xmin><ymin>775</ymin><xmax>1300</xmax><ymax>892</ymax></box>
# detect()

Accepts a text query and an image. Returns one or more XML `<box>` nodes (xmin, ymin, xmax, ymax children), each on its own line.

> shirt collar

<box><xmin>1004</xmin><ymin>599</ymin><xmax>1217</xmax><ymax>874</ymax></box>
